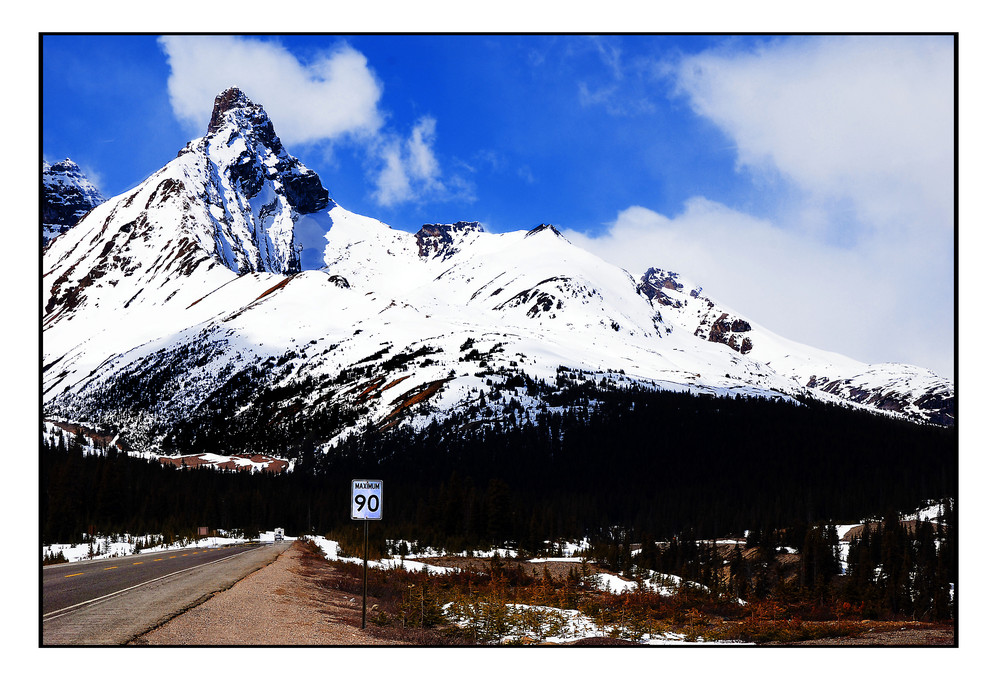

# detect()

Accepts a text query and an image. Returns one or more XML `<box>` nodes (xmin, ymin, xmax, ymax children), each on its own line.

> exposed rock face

<box><xmin>638</xmin><ymin>267</ymin><xmax>687</xmax><ymax>308</ymax></box>
<box><xmin>640</xmin><ymin>267</ymin><xmax>753</xmax><ymax>354</ymax></box>
<box><xmin>708</xmin><ymin>313</ymin><xmax>754</xmax><ymax>354</ymax></box>
<box><xmin>43</xmin><ymin>159</ymin><xmax>105</xmax><ymax>245</ymax></box>
<box><xmin>205</xmin><ymin>87</ymin><xmax>331</xmax><ymax>216</ymax></box>
<box><xmin>207</xmin><ymin>87</ymin><xmax>258</xmax><ymax>135</ymax></box>
<box><xmin>415</xmin><ymin>221</ymin><xmax>483</xmax><ymax>259</ymax></box>
<box><xmin>914</xmin><ymin>392</ymin><xmax>955</xmax><ymax>426</ymax></box>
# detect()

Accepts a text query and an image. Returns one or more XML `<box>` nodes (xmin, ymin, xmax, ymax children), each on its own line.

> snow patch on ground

<box><xmin>42</xmin><ymin>533</ymin><xmax>254</xmax><ymax>563</ymax></box>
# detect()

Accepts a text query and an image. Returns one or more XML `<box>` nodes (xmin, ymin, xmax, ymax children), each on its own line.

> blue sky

<box><xmin>41</xmin><ymin>34</ymin><xmax>955</xmax><ymax>378</ymax></box>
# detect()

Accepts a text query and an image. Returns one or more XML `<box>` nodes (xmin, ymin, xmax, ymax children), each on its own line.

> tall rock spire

<box><xmin>199</xmin><ymin>86</ymin><xmax>331</xmax><ymax>217</ymax></box>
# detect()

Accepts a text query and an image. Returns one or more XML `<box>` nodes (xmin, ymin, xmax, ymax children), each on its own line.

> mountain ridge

<box><xmin>42</xmin><ymin>88</ymin><xmax>954</xmax><ymax>459</ymax></box>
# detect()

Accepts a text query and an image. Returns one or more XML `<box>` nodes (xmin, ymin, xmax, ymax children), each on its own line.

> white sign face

<box><xmin>351</xmin><ymin>479</ymin><xmax>383</xmax><ymax>520</ymax></box>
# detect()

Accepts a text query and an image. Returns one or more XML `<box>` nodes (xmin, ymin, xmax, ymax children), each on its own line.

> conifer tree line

<box><xmin>623</xmin><ymin>499</ymin><xmax>956</xmax><ymax>620</ymax></box>
<box><xmin>839</xmin><ymin>502</ymin><xmax>956</xmax><ymax>620</ymax></box>
<box><xmin>44</xmin><ymin>386</ymin><xmax>954</xmax><ymax>549</ymax></box>
<box><xmin>312</xmin><ymin>387</ymin><xmax>956</xmax><ymax>544</ymax></box>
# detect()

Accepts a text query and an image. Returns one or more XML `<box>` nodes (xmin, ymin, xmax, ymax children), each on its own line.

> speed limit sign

<box><xmin>351</xmin><ymin>480</ymin><xmax>383</xmax><ymax>520</ymax></box>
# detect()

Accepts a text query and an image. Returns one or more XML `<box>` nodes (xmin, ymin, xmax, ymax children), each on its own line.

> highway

<box><xmin>42</xmin><ymin>541</ymin><xmax>290</xmax><ymax>645</ymax></box>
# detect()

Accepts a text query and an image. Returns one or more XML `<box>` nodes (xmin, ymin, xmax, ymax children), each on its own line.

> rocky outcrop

<box><xmin>707</xmin><ymin>313</ymin><xmax>753</xmax><ymax>354</ymax></box>
<box><xmin>415</xmin><ymin>221</ymin><xmax>483</xmax><ymax>259</ymax></box>
<box><xmin>638</xmin><ymin>267</ymin><xmax>692</xmax><ymax>309</ymax></box>
<box><xmin>640</xmin><ymin>267</ymin><xmax>752</xmax><ymax>354</ymax></box>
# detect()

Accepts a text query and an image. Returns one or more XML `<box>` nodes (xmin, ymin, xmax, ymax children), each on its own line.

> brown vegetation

<box><xmin>300</xmin><ymin>540</ymin><xmax>954</xmax><ymax>646</ymax></box>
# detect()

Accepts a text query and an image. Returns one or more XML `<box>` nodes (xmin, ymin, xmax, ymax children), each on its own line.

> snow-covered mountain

<box><xmin>41</xmin><ymin>87</ymin><xmax>954</xmax><ymax>457</ymax></box>
<box><xmin>43</xmin><ymin>158</ymin><xmax>106</xmax><ymax>245</ymax></box>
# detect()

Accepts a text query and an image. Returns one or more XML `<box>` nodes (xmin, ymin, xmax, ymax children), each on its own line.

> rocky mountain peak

<box><xmin>207</xmin><ymin>86</ymin><xmax>261</xmax><ymax>135</ymax></box>
<box><xmin>42</xmin><ymin>158</ymin><xmax>105</xmax><ymax>245</ymax></box>
<box><xmin>199</xmin><ymin>86</ymin><xmax>330</xmax><ymax>219</ymax></box>
<box><xmin>47</xmin><ymin>158</ymin><xmax>82</xmax><ymax>175</ymax></box>
<box><xmin>526</xmin><ymin>224</ymin><xmax>563</xmax><ymax>238</ymax></box>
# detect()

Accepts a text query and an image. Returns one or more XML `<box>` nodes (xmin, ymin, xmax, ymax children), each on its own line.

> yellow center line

<box><xmin>64</xmin><ymin>572</ymin><xmax>84</xmax><ymax>578</ymax></box>
<box><xmin>154</xmin><ymin>558</ymin><xmax>163</xmax><ymax>561</ymax></box>
<box><xmin>104</xmin><ymin>566</ymin><xmax>117</xmax><ymax>570</ymax></box>
<box><xmin>132</xmin><ymin>561</ymin><xmax>144</xmax><ymax>565</ymax></box>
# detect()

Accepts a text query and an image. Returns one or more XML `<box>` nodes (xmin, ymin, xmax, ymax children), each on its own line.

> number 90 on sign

<box><xmin>351</xmin><ymin>480</ymin><xmax>383</xmax><ymax>520</ymax></box>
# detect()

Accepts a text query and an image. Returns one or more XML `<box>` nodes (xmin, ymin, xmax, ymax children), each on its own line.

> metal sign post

<box><xmin>351</xmin><ymin>480</ymin><xmax>382</xmax><ymax>629</ymax></box>
<box><xmin>362</xmin><ymin>518</ymin><xmax>368</xmax><ymax>629</ymax></box>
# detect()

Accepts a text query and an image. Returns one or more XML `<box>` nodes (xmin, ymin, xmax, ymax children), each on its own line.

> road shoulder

<box><xmin>43</xmin><ymin>542</ymin><xmax>287</xmax><ymax>645</ymax></box>
<box><xmin>133</xmin><ymin>540</ymin><xmax>407</xmax><ymax>645</ymax></box>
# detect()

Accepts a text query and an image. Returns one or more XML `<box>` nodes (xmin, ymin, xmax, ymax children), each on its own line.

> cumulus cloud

<box><xmin>672</xmin><ymin>35</ymin><xmax>954</xmax><ymax>241</ymax></box>
<box><xmin>570</xmin><ymin>36</ymin><xmax>955</xmax><ymax>378</ymax></box>
<box><xmin>371</xmin><ymin>116</ymin><xmax>449</xmax><ymax>206</ymax></box>
<box><xmin>159</xmin><ymin>35</ymin><xmax>459</xmax><ymax>207</ymax></box>
<box><xmin>159</xmin><ymin>35</ymin><xmax>383</xmax><ymax>145</ymax></box>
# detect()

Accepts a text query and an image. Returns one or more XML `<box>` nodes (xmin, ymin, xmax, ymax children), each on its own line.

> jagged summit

<box><xmin>526</xmin><ymin>224</ymin><xmax>563</xmax><ymax>238</ymax></box>
<box><xmin>196</xmin><ymin>86</ymin><xmax>330</xmax><ymax>217</ymax></box>
<box><xmin>207</xmin><ymin>86</ymin><xmax>258</xmax><ymax>134</ymax></box>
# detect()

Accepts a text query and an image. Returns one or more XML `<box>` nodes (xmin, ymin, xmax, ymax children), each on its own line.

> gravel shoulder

<box><xmin>777</xmin><ymin>625</ymin><xmax>955</xmax><ymax>646</ymax></box>
<box><xmin>133</xmin><ymin>540</ymin><xmax>407</xmax><ymax>645</ymax></box>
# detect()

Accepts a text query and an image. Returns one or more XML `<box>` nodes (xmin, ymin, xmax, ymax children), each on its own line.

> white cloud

<box><xmin>372</xmin><ymin>140</ymin><xmax>411</xmax><ymax>206</ymax></box>
<box><xmin>405</xmin><ymin>117</ymin><xmax>440</xmax><ymax>182</ymax></box>
<box><xmin>371</xmin><ymin>117</ymin><xmax>449</xmax><ymax>206</ymax></box>
<box><xmin>569</xmin><ymin>36</ymin><xmax>955</xmax><ymax>378</ymax></box>
<box><xmin>672</xmin><ymin>35</ymin><xmax>954</xmax><ymax>240</ymax></box>
<box><xmin>159</xmin><ymin>35</ymin><xmax>463</xmax><ymax>208</ymax></box>
<box><xmin>159</xmin><ymin>35</ymin><xmax>383</xmax><ymax>145</ymax></box>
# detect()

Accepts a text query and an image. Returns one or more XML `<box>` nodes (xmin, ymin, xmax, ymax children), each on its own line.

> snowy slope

<box><xmin>41</xmin><ymin>88</ymin><xmax>954</xmax><ymax>457</ymax></box>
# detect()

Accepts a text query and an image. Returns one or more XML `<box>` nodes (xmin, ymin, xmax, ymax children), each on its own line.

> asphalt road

<box><xmin>42</xmin><ymin>541</ymin><xmax>290</xmax><ymax>645</ymax></box>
